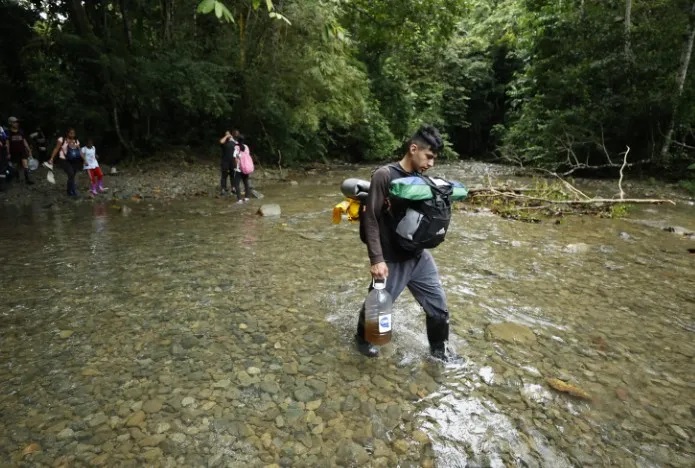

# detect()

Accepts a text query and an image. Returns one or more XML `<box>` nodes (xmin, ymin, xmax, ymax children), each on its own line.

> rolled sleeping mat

<box><xmin>340</xmin><ymin>178</ymin><xmax>370</xmax><ymax>201</ymax></box>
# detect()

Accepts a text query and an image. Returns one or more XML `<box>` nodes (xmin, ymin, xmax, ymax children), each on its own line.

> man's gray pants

<box><xmin>356</xmin><ymin>250</ymin><xmax>449</xmax><ymax>340</ymax></box>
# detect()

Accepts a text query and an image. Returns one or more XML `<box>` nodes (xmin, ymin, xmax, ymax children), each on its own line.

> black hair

<box><xmin>409</xmin><ymin>124</ymin><xmax>444</xmax><ymax>154</ymax></box>
<box><xmin>235</xmin><ymin>135</ymin><xmax>247</xmax><ymax>152</ymax></box>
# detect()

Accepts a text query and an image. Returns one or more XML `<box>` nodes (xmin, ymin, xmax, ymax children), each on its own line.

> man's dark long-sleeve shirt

<box><xmin>363</xmin><ymin>164</ymin><xmax>420</xmax><ymax>264</ymax></box>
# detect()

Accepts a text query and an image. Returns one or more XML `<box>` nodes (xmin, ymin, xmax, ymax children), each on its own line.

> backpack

<box><xmin>62</xmin><ymin>139</ymin><xmax>81</xmax><ymax>160</ymax></box>
<box><xmin>238</xmin><ymin>146</ymin><xmax>254</xmax><ymax>175</ymax></box>
<box><xmin>358</xmin><ymin>163</ymin><xmax>468</xmax><ymax>251</ymax></box>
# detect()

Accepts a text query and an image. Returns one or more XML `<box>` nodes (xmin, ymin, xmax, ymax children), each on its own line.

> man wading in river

<box><xmin>355</xmin><ymin>124</ymin><xmax>456</xmax><ymax>361</ymax></box>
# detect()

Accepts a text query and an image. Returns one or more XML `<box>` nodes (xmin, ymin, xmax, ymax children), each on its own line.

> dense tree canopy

<box><xmin>1</xmin><ymin>0</ymin><xmax>693</xmax><ymax>181</ymax></box>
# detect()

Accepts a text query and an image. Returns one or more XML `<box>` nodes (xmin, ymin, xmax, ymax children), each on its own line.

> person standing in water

<box><xmin>354</xmin><ymin>124</ymin><xmax>455</xmax><ymax>361</ymax></box>
<box><xmin>232</xmin><ymin>135</ymin><xmax>252</xmax><ymax>204</ymax></box>
<box><xmin>219</xmin><ymin>129</ymin><xmax>239</xmax><ymax>196</ymax></box>
<box><xmin>81</xmin><ymin>138</ymin><xmax>106</xmax><ymax>195</ymax></box>
<box><xmin>5</xmin><ymin>116</ymin><xmax>34</xmax><ymax>185</ymax></box>
<box><xmin>49</xmin><ymin>128</ymin><xmax>82</xmax><ymax>197</ymax></box>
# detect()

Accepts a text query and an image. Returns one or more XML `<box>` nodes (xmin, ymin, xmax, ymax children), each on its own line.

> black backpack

<box><xmin>359</xmin><ymin>164</ymin><xmax>454</xmax><ymax>251</ymax></box>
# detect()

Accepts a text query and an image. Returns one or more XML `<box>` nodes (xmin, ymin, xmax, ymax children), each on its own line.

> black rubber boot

<box><xmin>24</xmin><ymin>169</ymin><xmax>34</xmax><ymax>185</ymax></box>
<box><xmin>355</xmin><ymin>305</ymin><xmax>379</xmax><ymax>357</ymax></box>
<box><xmin>426</xmin><ymin>315</ymin><xmax>451</xmax><ymax>361</ymax></box>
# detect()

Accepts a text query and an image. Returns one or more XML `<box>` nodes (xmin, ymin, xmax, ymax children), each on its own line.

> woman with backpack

<box><xmin>233</xmin><ymin>135</ymin><xmax>254</xmax><ymax>204</ymax></box>
<box><xmin>48</xmin><ymin>128</ymin><xmax>83</xmax><ymax>196</ymax></box>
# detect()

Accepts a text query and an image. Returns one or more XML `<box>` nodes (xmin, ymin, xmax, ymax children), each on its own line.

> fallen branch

<box><xmin>471</xmin><ymin>189</ymin><xmax>675</xmax><ymax>206</ymax></box>
<box><xmin>618</xmin><ymin>146</ymin><xmax>630</xmax><ymax>200</ymax></box>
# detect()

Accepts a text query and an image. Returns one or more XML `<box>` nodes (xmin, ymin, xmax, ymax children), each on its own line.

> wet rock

<box><xmin>139</xmin><ymin>434</ymin><xmax>166</xmax><ymax>447</ymax></box>
<box><xmin>372</xmin><ymin>375</ymin><xmax>393</xmax><ymax>391</ymax></box>
<box><xmin>294</xmin><ymin>386</ymin><xmax>314</xmax><ymax>402</ymax></box>
<box><xmin>663</xmin><ymin>226</ymin><xmax>694</xmax><ymax>236</ymax></box>
<box><xmin>615</xmin><ymin>387</ymin><xmax>630</xmax><ymax>401</ymax></box>
<box><xmin>120</xmin><ymin>205</ymin><xmax>132</xmax><ymax>216</ymax></box>
<box><xmin>57</xmin><ymin>428</ymin><xmax>75</xmax><ymax>440</ymax></box>
<box><xmin>181</xmin><ymin>335</ymin><xmax>199</xmax><ymax>349</ymax></box>
<box><xmin>283</xmin><ymin>362</ymin><xmax>298</xmax><ymax>375</ymax></box>
<box><xmin>59</xmin><ymin>330</ymin><xmax>74</xmax><ymax>339</ymax></box>
<box><xmin>373</xmin><ymin>439</ymin><xmax>392</xmax><ymax>458</ymax></box>
<box><xmin>156</xmin><ymin>422</ymin><xmax>171</xmax><ymax>434</ymax></box>
<box><xmin>260</xmin><ymin>381</ymin><xmax>280</xmax><ymax>395</ymax></box>
<box><xmin>126</xmin><ymin>411</ymin><xmax>146</xmax><ymax>428</ymax></box>
<box><xmin>142</xmin><ymin>448</ymin><xmax>162</xmax><ymax>462</ymax></box>
<box><xmin>306</xmin><ymin>399</ymin><xmax>322</xmax><ymax>411</ymax></box>
<box><xmin>336</xmin><ymin>440</ymin><xmax>369</xmax><ymax>466</ymax></box>
<box><xmin>88</xmin><ymin>412</ymin><xmax>109</xmax><ymax>428</ymax></box>
<box><xmin>412</xmin><ymin>430</ymin><xmax>430</xmax><ymax>446</ymax></box>
<box><xmin>618</xmin><ymin>231</ymin><xmax>632</xmax><ymax>240</ymax></box>
<box><xmin>670</xmin><ymin>425</ymin><xmax>689</xmax><ymax>440</ymax></box>
<box><xmin>258</xmin><ymin>204</ymin><xmax>281</xmax><ymax>217</ymax></box>
<box><xmin>284</xmin><ymin>404</ymin><xmax>305</xmax><ymax>426</ymax></box>
<box><xmin>212</xmin><ymin>379</ymin><xmax>231</xmax><ymax>389</ymax></box>
<box><xmin>485</xmin><ymin>322</ymin><xmax>536</xmax><ymax>344</ymax></box>
<box><xmin>306</xmin><ymin>379</ymin><xmax>326</xmax><ymax>395</ymax></box>
<box><xmin>392</xmin><ymin>439</ymin><xmax>409</xmax><ymax>454</ymax></box>
<box><xmin>142</xmin><ymin>399</ymin><xmax>163</xmax><ymax>414</ymax></box>
<box><xmin>246</xmin><ymin>367</ymin><xmax>261</xmax><ymax>375</ymax></box>
<box><xmin>181</xmin><ymin>397</ymin><xmax>196</xmax><ymax>407</ymax></box>
<box><xmin>563</xmin><ymin>243</ymin><xmax>590</xmax><ymax>253</ymax></box>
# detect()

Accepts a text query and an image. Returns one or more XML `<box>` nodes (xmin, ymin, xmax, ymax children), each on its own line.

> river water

<box><xmin>1</xmin><ymin>163</ymin><xmax>693</xmax><ymax>467</ymax></box>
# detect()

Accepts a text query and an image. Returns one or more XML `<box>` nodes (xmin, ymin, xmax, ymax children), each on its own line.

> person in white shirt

<box><xmin>81</xmin><ymin>138</ymin><xmax>106</xmax><ymax>195</ymax></box>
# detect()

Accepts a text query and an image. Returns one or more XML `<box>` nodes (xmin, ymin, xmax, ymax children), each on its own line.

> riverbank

<box><xmin>1</xmin><ymin>156</ymin><xmax>693</xmax><ymax>210</ymax></box>
<box><xmin>0</xmin><ymin>157</ymin><xmax>364</xmax><ymax>208</ymax></box>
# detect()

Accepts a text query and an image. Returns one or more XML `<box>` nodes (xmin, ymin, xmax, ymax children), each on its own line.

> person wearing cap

<box><xmin>6</xmin><ymin>116</ymin><xmax>34</xmax><ymax>185</ymax></box>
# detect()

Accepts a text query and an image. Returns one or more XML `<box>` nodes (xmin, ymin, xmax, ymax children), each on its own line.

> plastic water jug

<box><xmin>364</xmin><ymin>278</ymin><xmax>393</xmax><ymax>345</ymax></box>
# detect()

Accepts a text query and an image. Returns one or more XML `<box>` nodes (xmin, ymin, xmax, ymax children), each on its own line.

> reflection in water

<box><xmin>0</xmin><ymin>166</ymin><xmax>694</xmax><ymax>466</ymax></box>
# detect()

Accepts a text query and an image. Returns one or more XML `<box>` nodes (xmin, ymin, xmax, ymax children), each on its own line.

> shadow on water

<box><xmin>1</xmin><ymin>163</ymin><xmax>694</xmax><ymax>466</ymax></box>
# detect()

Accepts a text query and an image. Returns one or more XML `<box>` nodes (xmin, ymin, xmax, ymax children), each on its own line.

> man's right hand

<box><xmin>370</xmin><ymin>262</ymin><xmax>388</xmax><ymax>280</ymax></box>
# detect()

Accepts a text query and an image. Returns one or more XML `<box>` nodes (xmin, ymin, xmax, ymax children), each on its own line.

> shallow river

<box><xmin>1</xmin><ymin>163</ymin><xmax>694</xmax><ymax>467</ymax></box>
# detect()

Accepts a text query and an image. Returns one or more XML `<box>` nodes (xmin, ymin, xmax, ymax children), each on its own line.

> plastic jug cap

<box><xmin>372</xmin><ymin>278</ymin><xmax>386</xmax><ymax>290</ymax></box>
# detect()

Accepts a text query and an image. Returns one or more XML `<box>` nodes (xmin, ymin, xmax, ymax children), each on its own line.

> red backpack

<box><xmin>238</xmin><ymin>146</ymin><xmax>254</xmax><ymax>175</ymax></box>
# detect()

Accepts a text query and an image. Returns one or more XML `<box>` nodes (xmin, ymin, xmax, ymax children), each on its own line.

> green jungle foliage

<box><xmin>1</xmin><ymin>0</ymin><xmax>693</xmax><ymax>177</ymax></box>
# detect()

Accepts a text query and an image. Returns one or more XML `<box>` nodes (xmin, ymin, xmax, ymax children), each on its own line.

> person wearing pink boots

<box><xmin>81</xmin><ymin>138</ymin><xmax>106</xmax><ymax>196</ymax></box>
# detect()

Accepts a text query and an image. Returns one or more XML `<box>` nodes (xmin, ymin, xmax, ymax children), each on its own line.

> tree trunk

<box><xmin>660</xmin><ymin>2</ymin><xmax>695</xmax><ymax>160</ymax></box>
<box><xmin>624</xmin><ymin>0</ymin><xmax>632</xmax><ymax>61</ymax></box>
<box><xmin>162</xmin><ymin>0</ymin><xmax>174</xmax><ymax>42</ymax></box>
<box><xmin>67</xmin><ymin>0</ymin><xmax>96</xmax><ymax>38</ymax></box>
<box><xmin>119</xmin><ymin>0</ymin><xmax>134</xmax><ymax>50</ymax></box>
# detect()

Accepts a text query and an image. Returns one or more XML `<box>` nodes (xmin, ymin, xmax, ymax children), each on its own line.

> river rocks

<box><xmin>485</xmin><ymin>322</ymin><xmax>536</xmax><ymax>344</ymax></box>
<box><xmin>294</xmin><ymin>386</ymin><xmax>314</xmax><ymax>402</ymax></box>
<box><xmin>212</xmin><ymin>379</ymin><xmax>231</xmax><ymax>389</ymax></box>
<box><xmin>670</xmin><ymin>425</ymin><xmax>689</xmax><ymax>440</ymax></box>
<box><xmin>142</xmin><ymin>399</ymin><xmax>163</xmax><ymax>414</ymax></box>
<box><xmin>663</xmin><ymin>226</ymin><xmax>694</xmax><ymax>236</ymax></box>
<box><xmin>336</xmin><ymin>440</ymin><xmax>370</xmax><ymax>466</ymax></box>
<box><xmin>57</xmin><ymin>427</ymin><xmax>75</xmax><ymax>440</ymax></box>
<box><xmin>126</xmin><ymin>411</ymin><xmax>146</xmax><ymax>427</ymax></box>
<box><xmin>88</xmin><ymin>412</ymin><xmax>109</xmax><ymax>428</ymax></box>
<box><xmin>258</xmin><ymin>204</ymin><xmax>281</xmax><ymax>217</ymax></box>
<box><xmin>563</xmin><ymin>243</ymin><xmax>590</xmax><ymax>253</ymax></box>
<box><xmin>156</xmin><ymin>422</ymin><xmax>171</xmax><ymax>434</ymax></box>
<box><xmin>260</xmin><ymin>380</ymin><xmax>281</xmax><ymax>395</ymax></box>
<box><xmin>246</xmin><ymin>366</ymin><xmax>261</xmax><ymax>375</ymax></box>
